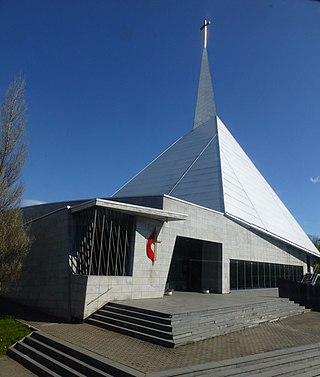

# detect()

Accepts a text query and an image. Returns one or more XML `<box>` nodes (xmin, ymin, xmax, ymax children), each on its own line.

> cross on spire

<box><xmin>200</xmin><ymin>19</ymin><xmax>211</xmax><ymax>49</ymax></box>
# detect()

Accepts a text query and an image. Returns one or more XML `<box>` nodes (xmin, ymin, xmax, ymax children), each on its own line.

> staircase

<box><xmin>7</xmin><ymin>331</ymin><xmax>143</xmax><ymax>377</ymax></box>
<box><xmin>8</xmin><ymin>329</ymin><xmax>320</xmax><ymax>377</ymax></box>
<box><xmin>148</xmin><ymin>342</ymin><xmax>320</xmax><ymax>376</ymax></box>
<box><xmin>87</xmin><ymin>302</ymin><xmax>174</xmax><ymax>348</ymax></box>
<box><xmin>87</xmin><ymin>298</ymin><xmax>309</xmax><ymax>348</ymax></box>
<box><xmin>171</xmin><ymin>298</ymin><xmax>308</xmax><ymax>346</ymax></box>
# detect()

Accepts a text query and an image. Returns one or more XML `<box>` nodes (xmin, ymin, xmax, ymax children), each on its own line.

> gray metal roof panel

<box><xmin>113</xmin><ymin>119</ymin><xmax>217</xmax><ymax>198</ymax></box>
<box><xmin>170</xmin><ymin>134</ymin><xmax>224</xmax><ymax>211</ymax></box>
<box><xmin>218</xmin><ymin>116</ymin><xmax>319</xmax><ymax>254</ymax></box>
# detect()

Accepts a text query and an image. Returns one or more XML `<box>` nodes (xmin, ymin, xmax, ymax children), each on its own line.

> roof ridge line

<box><xmin>168</xmin><ymin>132</ymin><xmax>217</xmax><ymax>195</ymax></box>
<box><xmin>111</xmin><ymin>135</ymin><xmax>183</xmax><ymax>197</ymax></box>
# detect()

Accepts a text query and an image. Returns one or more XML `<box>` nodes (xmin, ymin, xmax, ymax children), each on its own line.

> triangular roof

<box><xmin>113</xmin><ymin>44</ymin><xmax>318</xmax><ymax>256</ymax></box>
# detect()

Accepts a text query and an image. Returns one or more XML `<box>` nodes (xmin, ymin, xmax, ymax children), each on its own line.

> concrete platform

<box><xmin>113</xmin><ymin>288</ymin><xmax>280</xmax><ymax>314</ymax></box>
<box><xmin>87</xmin><ymin>288</ymin><xmax>308</xmax><ymax>347</ymax></box>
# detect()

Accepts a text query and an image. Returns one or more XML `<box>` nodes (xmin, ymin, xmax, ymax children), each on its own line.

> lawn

<box><xmin>0</xmin><ymin>316</ymin><xmax>31</xmax><ymax>355</ymax></box>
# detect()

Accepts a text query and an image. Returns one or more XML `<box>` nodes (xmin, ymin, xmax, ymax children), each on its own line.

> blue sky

<box><xmin>0</xmin><ymin>0</ymin><xmax>319</xmax><ymax>235</ymax></box>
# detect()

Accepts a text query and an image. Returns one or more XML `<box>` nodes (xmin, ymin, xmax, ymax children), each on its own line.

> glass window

<box><xmin>270</xmin><ymin>264</ymin><xmax>276</xmax><ymax>288</ymax></box>
<box><xmin>281</xmin><ymin>264</ymin><xmax>285</xmax><ymax>278</ymax></box>
<box><xmin>259</xmin><ymin>263</ymin><xmax>265</xmax><ymax>288</ymax></box>
<box><xmin>245</xmin><ymin>261</ymin><xmax>252</xmax><ymax>289</ymax></box>
<box><xmin>285</xmin><ymin>265</ymin><xmax>290</xmax><ymax>280</ymax></box>
<box><xmin>264</xmin><ymin>263</ymin><xmax>270</xmax><ymax>288</ymax></box>
<box><xmin>238</xmin><ymin>260</ymin><xmax>245</xmax><ymax>289</ymax></box>
<box><xmin>293</xmin><ymin>266</ymin><xmax>296</xmax><ymax>280</ymax></box>
<box><xmin>230</xmin><ymin>260</ymin><xmax>238</xmax><ymax>290</ymax></box>
<box><xmin>252</xmin><ymin>262</ymin><xmax>259</xmax><ymax>288</ymax></box>
<box><xmin>230</xmin><ymin>259</ymin><xmax>304</xmax><ymax>290</ymax></box>
<box><xmin>275</xmin><ymin>263</ymin><xmax>280</xmax><ymax>286</ymax></box>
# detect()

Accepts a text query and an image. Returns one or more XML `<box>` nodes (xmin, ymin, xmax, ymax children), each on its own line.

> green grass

<box><xmin>0</xmin><ymin>316</ymin><xmax>31</xmax><ymax>355</ymax></box>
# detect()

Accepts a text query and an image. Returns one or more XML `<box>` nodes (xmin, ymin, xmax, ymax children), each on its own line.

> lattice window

<box><xmin>70</xmin><ymin>207</ymin><xmax>135</xmax><ymax>276</ymax></box>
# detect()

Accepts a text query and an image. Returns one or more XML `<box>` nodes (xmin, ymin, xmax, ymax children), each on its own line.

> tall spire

<box><xmin>193</xmin><ymin>20</ymin><xmax>217</xmax><ymax>129</ymax></box>
<box><xmin>200</xmin><ymin>19</ymin><xmax>211</xmax><ymax>49</ymax></box>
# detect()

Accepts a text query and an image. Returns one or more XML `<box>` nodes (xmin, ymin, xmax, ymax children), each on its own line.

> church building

<box><xmin>7</xmin><ymin>21</ymin><xmax>319</xmax><ymax>321</ymax></box>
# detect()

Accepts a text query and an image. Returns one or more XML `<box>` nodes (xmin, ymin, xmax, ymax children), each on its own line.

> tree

<box><xmin>309</xmin><ymin>235</ymin><xmax>320</xmax><ymax>252</ymax></box>
<box><xmin>0</xmin><ymin>77</ymin><xmax>30</xmax><ymax>291</ymax></box>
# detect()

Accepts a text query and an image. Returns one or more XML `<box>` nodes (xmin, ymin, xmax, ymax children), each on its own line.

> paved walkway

<box><xmin>26</xmin><ymin>311</ymin><xmax>320</xmax><ymax>373</ymax></box>
<box><xmin>0</xmin><ymin>356</ymin><xmax>35</xmax><ymax>377</ymax></box>
<box><xmin>2</xmin><ymin>292</ymin><xmax>320</xmax><ymax>375</ymax></box>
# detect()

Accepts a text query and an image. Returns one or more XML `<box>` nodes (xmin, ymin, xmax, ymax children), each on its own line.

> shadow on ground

<box><xmin>0</xmin><ymin>296</ymin><xmax>66</xmax><ymax>324</ymax></box>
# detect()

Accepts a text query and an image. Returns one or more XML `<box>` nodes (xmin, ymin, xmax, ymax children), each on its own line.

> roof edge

<box><xmin>71</xmin><ymin>198</ymin><xmax>188</xmax><ymax>222</ymax></box>
<box><xmin>225</xmin><ymin>212</ymin><xmax>320</xmax><ymax>258</ymax></box>
<box><xmin>164</xmin><ymin>194</ymin><xmax>224</xmax><ymax>216</ymax></box>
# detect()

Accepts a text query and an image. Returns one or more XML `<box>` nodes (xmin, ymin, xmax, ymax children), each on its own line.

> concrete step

<box><xmin>173</xmin><ymin>318</ymin><xmax>246</xmax><ymax>339</ymax></box>
<box><xmin>148</xmin><ymin>344</ymin><xmax>320</xmax><ymax>376</ymax></box>
<box><xmin>32</xmin><ymin>331</ymin><xmax>143</xmax><ymax>376</ymax></box>
<box><xmin>87</xmin><ymin>313</ymin><xmax>173</xmax><ymax>339</ymax></box>
<box><xmin>8</xmin><ymin>331</ymin><xmax>144</xmax><ymax>377</ymax></box>
<box><xmin>108</xmin><ymin>302</ymin><xmax>171</xmax><ymax>319</ymax></box>
<box><xmin>95</xmin><ymin>308</ymin><xmax>172</xmax><ymax>332</ymax></box>
<box><xmin>173</xmin><ymin>312</ymin><xmax>308</xmax><ymax>346</ymax></box>
<box><xmin>224</xmin><ymin>350</ymin><xmax>320</xmax><ymax>375</ymax></box>
<box><xmin>171</xmin><ymin>307</ymin><xmax>306</xmax><ymax>338</ymax></box>
<box><xmin>169</xmin><ymin>299</ymin><xmax>297</xmax><ymax>319</ymax></box>
<box><xmin>23</xmin><ymin>336</ymin><xmax>111</xmax><ymax>377</ymax></box>
<box><xmin>14</xmin><ymin>341</ymin><xmax>87</xmax><ymax>377</ymax></box>
<box><xmin>7</xmin><ymin>347</ymin><xmax>61</xmax><ymax>377</ymax></box>
<box><xmin>88</xmin><ymin>301</ymin><xmax>175</xmax><ymax>347</ymax></box>
<box><xmin>250</xmin><ymin>360</ymin><xmax>320</xmax><ymax>377</ymax></box>
<box><xmin>171</xmin><ymin>302</ymin><xmax>304</xmax><ymax>325</ymax></box>
<box><xmin>199</xmin><ymin>360</ymin><xmax>320</xmax><ymax>377</ymax></box>
<box><xmin>88</xmin><ymin>298</ymin><xmax>309</xmax><ymax>348</ymax></box>
<box><xmin>174</xmin><ymin>323</ymin><xmax>249</xmax><ymax>346</ymax></box>
<box><xmin>103</xmin><ymin>304</ymin><xmax>171</xmax><ymax>325</ymax></box>
<box><xmin>173</xmin><ymin>313</ymin><xmax>263</xmax><ymax>334</ymax></box>
<box><xmin>88</xmin><ymin>317</ymin><xmax>175</xmax><ymax>348</ymax></box>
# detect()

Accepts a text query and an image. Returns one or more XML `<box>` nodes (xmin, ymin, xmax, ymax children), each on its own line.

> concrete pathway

<box><xmin>0</xmin><ymin>355</ymin><xmax>35</xmax><ymax>376</ymax></box>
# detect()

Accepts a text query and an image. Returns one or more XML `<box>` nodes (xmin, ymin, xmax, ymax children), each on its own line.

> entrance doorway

<box><xmin>166</xmin><ymin>236</ymin><xmax>222</xmax><ymax>293</ymax></box>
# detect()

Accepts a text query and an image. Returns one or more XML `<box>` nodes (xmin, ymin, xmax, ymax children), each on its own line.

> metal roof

<box><xmin>71</xmin><ymin>198</ymin><xmax>188</xmax><ymax>222</ymax></box>
<box><xmin>113</xmin><ymin>117</ymin><xmax>224</xmax><ymax>212</ymax></box>
<box><xmin>112</xmin><ymin>47</ymin><xmax>319</xmax><ymax>256</ymax></box>
<box><xmin>218</xmin><ymin>117</ymin><xmax>319</xmax><ymax>256</ymax></box>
